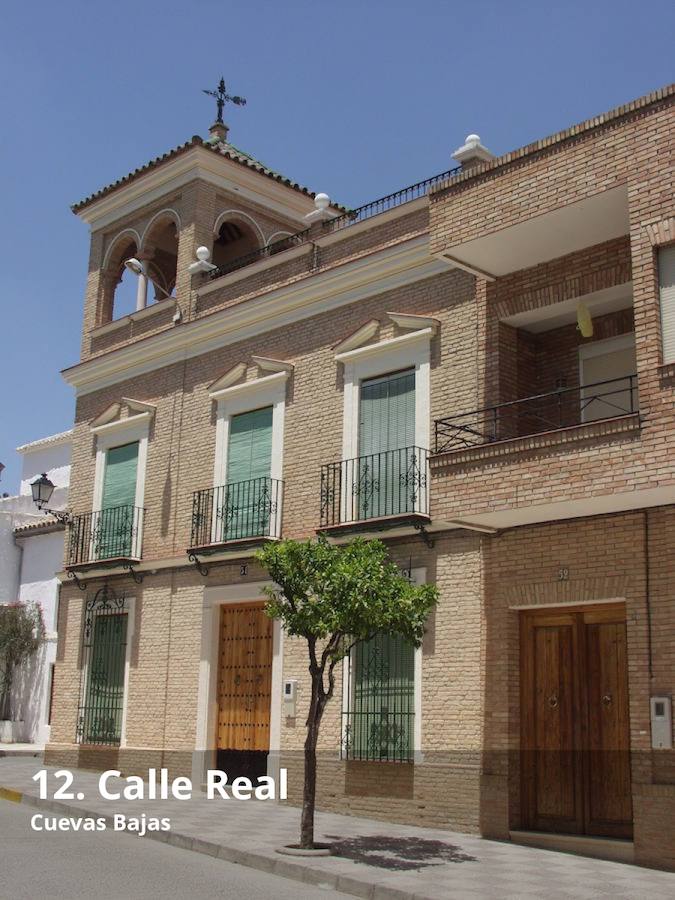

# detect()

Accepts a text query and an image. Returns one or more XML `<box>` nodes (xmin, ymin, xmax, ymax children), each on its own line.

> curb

<box><xmin>0</xmin><ymin>787</ymin><xmax>432</xmax><ymax>900</ymax></box>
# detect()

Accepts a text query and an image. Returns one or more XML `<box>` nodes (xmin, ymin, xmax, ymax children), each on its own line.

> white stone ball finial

<box><xmin>314</xmin><ymin>193</ymin><xmax>330</xmax><ymax>210</ymax></box>
<box><xmin>465</xmin><ymin>134</ymin><xmax>481</xmax><ymax>146</ymax></box>
<box><xmin>196</xmin><ymin>246</ymin><xmax>211</xmax><ymax>262</ymax></box>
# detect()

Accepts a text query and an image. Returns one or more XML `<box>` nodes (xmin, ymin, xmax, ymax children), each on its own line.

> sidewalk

<box><xmin>1</xmin><ymin>757</ymin><xmax>673</xmax><ymax>900</ymax></box>
<box><xmin>0</xmin><ymin>742</ymin><xmax>44</xmax><ymax>757</ymax></box>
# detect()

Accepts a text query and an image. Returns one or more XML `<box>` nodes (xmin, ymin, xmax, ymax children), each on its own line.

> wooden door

<box><xmin>521</xmin><ymin>605</ymin><xmax>632</xmax><ymax>838</ymax></box>
<box><xmin>217</xmin><ymin>603</ymin><xmax>272</xmax><ymax>755</ymax></box>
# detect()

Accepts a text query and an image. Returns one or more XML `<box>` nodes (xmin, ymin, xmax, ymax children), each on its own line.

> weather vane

<box><xmin>203</xmin><ymin>77</ymin><xmax>247</xmax><ymax>124</ymax></box>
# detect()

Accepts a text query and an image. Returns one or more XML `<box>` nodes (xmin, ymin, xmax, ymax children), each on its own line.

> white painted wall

<box><xmin>0</xmin><ymin>431</ymin><xmax>71</xmax><ymax>744</ymax></box>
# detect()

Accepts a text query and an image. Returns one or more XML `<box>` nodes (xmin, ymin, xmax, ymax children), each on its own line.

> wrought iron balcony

<box><xmin>190</xmin><ymin>477</ymin><xmax>283</xmax><ymax>550</ymax></box>
<box><xmin>320</xmin><ymin>446</ymin><xmax>429</xmax><ymax>530</ymax></box>
<box><xmin>67</xmin><ymin>505</ymin><xmax>145</xmax><ymax>567</ymax></box>
<box><xmin>434</xmin><ymin>375</ymin><xmax>639</xmax><ymax>454</ymax></box>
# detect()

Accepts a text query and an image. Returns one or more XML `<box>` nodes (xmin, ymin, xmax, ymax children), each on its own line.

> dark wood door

<box><xmin>521</xmin><ymin>605</ymin><xmax>632</xmax><ymax>838</ymax></box>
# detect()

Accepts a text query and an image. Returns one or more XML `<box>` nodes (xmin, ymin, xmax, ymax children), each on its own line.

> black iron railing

<box><xmin>77</xmin><ymin>587</ymin><xmax>128</xmax><ymax>746</ymax></box>
<box><xmin>342</xmin><ymin>632</ymin><xmax>415</xmax><ymax>763</ymax></box>
<box><xmin>434</xmin><ymin>375</ymin><xmax>639</xmax><ymax>454</ymax></box>
<box><xmin>207</xmin><ymin>167</ymin><xmax>461</xmax><ymax>282</ymax></box>
<box><xmin>320</xmin><ymin>446</ymin><xmax>429</xmax><ymax>528</ymax></box>
<box><xmin>190</xmin><ymin>477</ymin><xmax>283</xmax><ymax>547</ymax></box>
<box><xmin>324</xmin><ymin>167</ymin><xmax>459</xmax><ymax>234</ymax></box>
<box><xmin>68</xmin><ymin>505</ymin><xmax>144</xmax><ymax>566</ymax></box>
<box><xmin>209</xmin><ymin>230</ymin><xmax>311</xmax><ymax>279</ymax></box>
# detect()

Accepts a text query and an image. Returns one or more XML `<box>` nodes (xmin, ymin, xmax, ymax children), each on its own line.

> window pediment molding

<box><xmin>209</xmin><ymin>369</ymin><xmax>290</xmax><ymax>404</ymax></box>
<box><xmin>333</xmin><ymin>320</ymin><xmax>380</xmax><ymax>355</ymax></box>
<box><xmin>90</xmin><ymin>398</ymin><xmax>156</xmax><ymax>435</ymax></box>
<box><xmin>334</xmin><ymin>326</ymin><xmax>435</xmax><ymax>365</ymax></box>
<box><xmin>386</xmin><ymin>312</ymin><xmax>440</xmax><ymax>333</ymax></box>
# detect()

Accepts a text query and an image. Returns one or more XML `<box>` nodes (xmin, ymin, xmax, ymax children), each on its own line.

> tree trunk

<box><xmin>300</xmin><ymin>678</ymin><xmax>324</xmax><ymax>849</ymax></box>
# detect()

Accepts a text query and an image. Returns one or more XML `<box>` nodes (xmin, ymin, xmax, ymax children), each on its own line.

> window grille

<box><xmin>342</xmin><ymin>632</ymin><xmax>415</xmax><ymax>762</ymax></box>
<box><xmin>76</xmin><ymin>586</ymin><xmax>128</xmax><ymax>746</ymax></box>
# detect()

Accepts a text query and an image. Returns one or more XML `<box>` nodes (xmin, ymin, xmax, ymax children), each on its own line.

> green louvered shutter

<box><xmin>225</xmin><ymin>407</ymin><xmax>273</xmax><ymax>539</ymax></box>
<box><xmin>351</xmin><ymin>632</ymin><xmax>415</xmax><ymax>761</ymax></box>
<box><xmin>358</xmin><ymin>370</ymin><xmax>415</xmax><ymax>518</ymax></box>
<box><xmin>99</xmin><ymin>442</ymin><xmax>139</xmax><ymax>558</ymax></box>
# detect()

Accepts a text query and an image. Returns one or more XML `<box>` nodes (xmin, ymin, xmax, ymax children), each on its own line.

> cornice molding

<box><xmin>387</xmin><ymin>311</ymin><xmax>440</xmax><ymax>332</ymax></box>
<box><xmin>63</xmin><ymin>236</ymin><xmax>448</xmax><ymax>395</ymax></box>
<box><xmin>208</xmin><ymin>362</ymin><xmax>247</xmax><ymax>393</ymax></box>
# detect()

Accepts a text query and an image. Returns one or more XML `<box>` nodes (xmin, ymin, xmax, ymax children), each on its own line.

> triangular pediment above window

<box><xmin>387</xmin><ymin>312</ymin><xmax>440</xmax><ymax>334</ymax></box>
<box><xmin>208</xmin><ymin>362</ymin><xmax>248</xmax><ymax>394</ymax></box>
<box><xmin>333</xmin><ymin>319</ymin><xmax>381</xmax><ymax>354</ymax></box>
<box><xmin>90</xmin><ymin>397</ymin><xmax>157</xmax><ymax>432</ymax></box>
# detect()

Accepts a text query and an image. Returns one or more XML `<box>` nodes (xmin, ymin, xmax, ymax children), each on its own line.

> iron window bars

<box><xmin>434</xmin><ymin>375</ymin><xmax>639</xmax><ymax>454</ymax></box>
<box><xmin>76</xmin><ymin>586</ymin><xmax>128</xmax><ymax>746</ymax></box>
<box><xmin>342</xmin><ymin>632</ymin><xmax>415</xmax><ymax>763</ymax></box>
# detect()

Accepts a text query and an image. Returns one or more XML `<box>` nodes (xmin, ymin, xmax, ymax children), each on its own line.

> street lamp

<box><xmin>30</xmin><ymin>473</ymin><xmax>71</xmax><ymax>524</ymax></box>
<box><xmin>124</xmin><ymin>258</ymin><xmax>173</xmax><ymax>301</ymax></box>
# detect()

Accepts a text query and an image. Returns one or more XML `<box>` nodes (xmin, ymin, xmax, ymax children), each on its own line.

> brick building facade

<box><xmin>47</xmin><ymin>85</ymin><xmax>675</xmax><ymax>867</ymax></box>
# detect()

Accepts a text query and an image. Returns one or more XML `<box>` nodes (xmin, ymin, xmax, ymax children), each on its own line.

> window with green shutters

<box><xmin>357</xmin><ymin>369</ymin><xmax>416</xmax><ymax>519</ymax></box>
<box><xmin>98</xmin><ymin>442</ymin><xmax>139</xmax><ymax>559</ymax></box>
<box><xmin>223</xmin><ymin>406</ymin><xmax>274</xmax><ymax>540</ymax></box>
<box><xmin>343</xmin><ymin>632</ymin><xmax>415</xmax><ymax>762</ymax></box>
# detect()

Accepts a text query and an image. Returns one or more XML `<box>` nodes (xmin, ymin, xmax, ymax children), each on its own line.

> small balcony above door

<box><xmin>319</xmin><ymin>446</ymin><xmax>430</xmax><ymax>536</ymax></box>
<box><xmin>189</xmin><ymin>476</ymin><xmax>283</xmax><ymax>555</ymax></box>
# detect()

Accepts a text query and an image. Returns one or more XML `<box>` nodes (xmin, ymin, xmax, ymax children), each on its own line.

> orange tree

<box><xmin>256</xmin><ymin>536</ymin><xmax>437</xmax><ymax>849</ymax></box>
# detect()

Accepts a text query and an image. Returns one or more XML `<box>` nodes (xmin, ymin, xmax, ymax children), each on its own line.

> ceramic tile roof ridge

<box><xmin>16</xmin><ymin>429</ymin><xmax>73</xmax><ymax>453</ymax></box>
<box><xmin>71</xmin><ymin>133</ymin><xmax>324</xmax><ymax>214</ymax></box>
<box><xmin>13</xmin><ymin>516</ymin><xmax>65</xmax><ymax>535</ymax></box>
<box><xmin>430</xmin><ymin>82</ymin><xmax>675</xmax><ymax>197</ymax></box>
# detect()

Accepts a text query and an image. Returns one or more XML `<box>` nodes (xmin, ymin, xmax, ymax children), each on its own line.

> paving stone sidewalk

<box><xmin>1</xmin><ymin>758</ymin><xmax>674</xmax><ymax>900</ymax></box>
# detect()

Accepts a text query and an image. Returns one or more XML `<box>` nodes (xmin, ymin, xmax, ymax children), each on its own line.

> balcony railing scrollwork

<box><xmin>434</xmin><ymin>375</ymin><xmax>639</xmax><ymax>454</ymax></box>
<box><xmin>320</xmin><ymin>446</ymin><xmax>429</xmax><ymax>529</ymax></box>
<box><xmin>190</xmin><ymin>477</ymin><xmax>283</xmax><ymax>549</ymax></box>
<box><xmin>67</xmin><ymin>505</ymin><xmax>145</xmax><ymax>566</ymax></box>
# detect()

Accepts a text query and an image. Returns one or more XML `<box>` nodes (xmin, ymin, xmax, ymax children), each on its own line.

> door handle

<box><xmin>548</xmin><ymin>694</ymin><xmax>559</xmax><ymax>709</ymax></box>
<box><xmin>602</xmin><ymin>693</ymin><xmax>613</xmax><ymax>706</ymax></box>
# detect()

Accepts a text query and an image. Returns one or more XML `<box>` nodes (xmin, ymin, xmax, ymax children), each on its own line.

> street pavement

<box><xmin>1</xmin><ymin>799</ymin><xmax>347</xmax><ymax>899</ymax></box>
<box><xmin>2</xmin><ymin>757</ymin><xmax>675</xmax><ymax>899</ymax></box>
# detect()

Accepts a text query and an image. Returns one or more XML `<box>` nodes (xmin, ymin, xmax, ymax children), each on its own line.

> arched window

<box><xmin>141</xmin><ymin>217</ymin><xmax>179</xmax><ymax>302</ymax></box>
<box><xmin>99</xmin><ymin>233</ymin><xmax>140</xmax><ymax>324</ymax></box>
<box><xmin>212</xmin><ymin>216</ymin><xmax>263</xmax><ymax>270</ymax></box>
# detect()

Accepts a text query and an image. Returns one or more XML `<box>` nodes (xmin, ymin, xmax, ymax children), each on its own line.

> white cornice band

<box><xmin>63</xmin><ymin>236</ymin><xmax>449</xmax><ymax>396</ymax></box>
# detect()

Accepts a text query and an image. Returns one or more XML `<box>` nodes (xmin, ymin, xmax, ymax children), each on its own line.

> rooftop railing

<box><xmin>208</xmin><ymin>166</ymin><xmax>460</xmax><ymax>281</ymax></box>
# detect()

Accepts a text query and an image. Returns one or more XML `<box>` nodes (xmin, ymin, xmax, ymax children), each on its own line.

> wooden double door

<box><xmin>216</xmin><ymin>603</ymin><xmax>272</xmax><ymax>780</ymax></box>
<box><xmin>520</xmin><ymin>604</ymin><xmax>632</xmax><ymax>838</ymax></box>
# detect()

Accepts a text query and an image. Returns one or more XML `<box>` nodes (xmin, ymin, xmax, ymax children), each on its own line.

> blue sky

<box><xmin>0</xmin><ymin>0</ymin><xmax>673</xmax><ymax>492</ymax></box>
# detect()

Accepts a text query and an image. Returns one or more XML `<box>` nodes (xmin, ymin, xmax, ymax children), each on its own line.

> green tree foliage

<box><xmin>257</xmin><ymin>536</ymin><xmax>437</xmax><ymax>849</ymax></box>
<box><xmin>0</xmin><ymin>602</ymin><xmax>44</xmax><ymax>721</ymax></box>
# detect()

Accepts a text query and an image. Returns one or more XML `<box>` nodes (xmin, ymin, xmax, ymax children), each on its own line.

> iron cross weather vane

<box><xmin>203</xmin><ymin>77</ymin><xmax>247</xmax><ymax>124</ymax></box>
